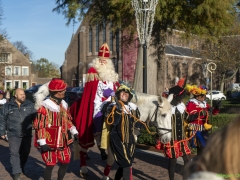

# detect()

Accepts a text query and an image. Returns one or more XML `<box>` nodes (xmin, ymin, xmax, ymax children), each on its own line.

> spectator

<box><xmin>0</xmin><ymin>90</ymin><xmax>8</xmax><ymax>142</ymax></box>
<box><xmin>5</xmin><ymin>88</ymin><xmax>11</xmax><ymax>101</ymax></box>
<box><xmin>0</xmin><ymin>88</ymin><xmax>36</xmax><ymax>180</ymax></box>
<box><xmin>0</xmin><ymin>90</ymin><xmax>7</xmax><ymax>108</ymax></box>
<box><xmin>184</xmin><ymin>116</ymin><xmax>240</xmax><ymax>180</ymax></box>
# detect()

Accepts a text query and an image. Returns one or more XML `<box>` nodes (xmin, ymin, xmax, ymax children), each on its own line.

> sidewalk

<box><xmin>0</xmin><ymin>139</ymin><xmax>184</xmax><ymax>180</ymax></box>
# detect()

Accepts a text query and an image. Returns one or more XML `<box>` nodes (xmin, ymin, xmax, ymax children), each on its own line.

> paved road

<box><xmin>0</xmin><ymin>139</ymin><xmax>184</xmax><ymax>180</ymax></box>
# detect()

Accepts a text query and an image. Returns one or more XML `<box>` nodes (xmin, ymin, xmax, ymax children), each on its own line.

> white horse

<box><xmin>132</xmin><ymin>92</ymin><xmax>173</xmax><ymax>144</ymax></box>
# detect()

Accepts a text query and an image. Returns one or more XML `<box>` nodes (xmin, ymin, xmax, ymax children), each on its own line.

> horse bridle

<box><xmin>149</xmin><ymin>103</ymin><xmax>172</xmax><ymax>134</ymax></box>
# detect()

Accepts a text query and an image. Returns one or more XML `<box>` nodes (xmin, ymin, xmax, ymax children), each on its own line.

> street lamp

<box><xmin>132</xmin><ymin>0</ymin><xmax>158</xmax><ymax>93</ymax></box>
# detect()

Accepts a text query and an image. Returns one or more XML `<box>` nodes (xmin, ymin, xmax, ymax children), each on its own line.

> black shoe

<box><xmin>101</xmin><ymin>151</ymin><xmax>108</xmax><ymax>160</ymax></box>
<box><xmin>98</xmin><ymin>146</ymin><xmax>108</xmax><ymax>160</ymax></box>
<box><xmin>13</xmin><ymin>173</ymin><xmax>21</xmax><ymax>180</ymax></box>
<box><xmin>85</xmin><ymin>153</ymin><xmax>90</xmax><ymax>159</ymax></box>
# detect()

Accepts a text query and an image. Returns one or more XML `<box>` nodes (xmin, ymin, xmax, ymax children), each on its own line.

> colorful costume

<box><xmin>185</xmin><ymin>85</ymin><xmax>220</xmax><ymax>154</ymax></box>
<box><xmin>156</xmin><ymin>79</ymin><xmax>191</xmax><ymax>180</ymax></box>
<box><xmin>33</xmin><ymin>79</ymin><xmax>78</xmax><ymax>180</ymax></box>
<box><xmin>102</xmin><ymin>84</ymin><xmax>140</xmax><ymax>180</ymax></box>
<box><xmin>72</xmin><ymin>43</ymin><xmax>119</xmax><ymax>177</ymax></box>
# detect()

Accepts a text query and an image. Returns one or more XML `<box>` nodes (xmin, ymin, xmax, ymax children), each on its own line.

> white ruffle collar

<box><xmin>189</xmin><ymin>98</ymin><xmax>207</xmax><ymax>108</ymax></box>
<box><xmin>41</xmin><ymin>98</ymin><xmax>68</xmax><ymax>112</ymax></box>
<box><xmin>112</xmin><ymin>102</ymin><xmax>137</xmax><ymax>113</ymax></box>
<box><xmin>0</xmin><ymin>98</ymin><xmax>6</xmax><ymax>105</ymax></box>
<box><xmin>172</xmin><ymin>102</ymin><xmax>185</xmax><ymax>114</ymax></box>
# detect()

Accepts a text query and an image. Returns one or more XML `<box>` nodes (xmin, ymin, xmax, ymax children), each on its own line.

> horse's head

<box><xmin>152</xmin><ymin>94</ymin><xmax>173</xmax><ymax>144</ymax></box>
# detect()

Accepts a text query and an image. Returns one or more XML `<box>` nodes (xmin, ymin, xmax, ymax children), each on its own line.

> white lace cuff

<box><xmin>37</xmin><ymin>139</ymin><xmax>46</xmax><ymax>146</ymax></box>
<box><xmin>70</xmin><ymin>126</ymin><xmax>78</xmax><ymax>135</ymax></box>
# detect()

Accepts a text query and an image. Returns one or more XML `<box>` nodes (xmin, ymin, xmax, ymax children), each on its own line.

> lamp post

<box><xmin>132</xmin><ymin>0</ymin><xmax>158</xmax><ymax>93</ymax></box>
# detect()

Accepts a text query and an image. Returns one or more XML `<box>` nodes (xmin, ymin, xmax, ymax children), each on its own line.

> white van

<box><xmin>228</xmin><ymin>83</ymin><xmax>240</xmax><ymax>91</ymax></box>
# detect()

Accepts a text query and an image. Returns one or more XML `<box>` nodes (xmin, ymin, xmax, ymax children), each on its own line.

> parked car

<box><xmin>77</xmin><ymin>87</ymin><xmax>84</xmax><ymax>97</ymax></box>
<box><xmin>228</xmin><ymin>91</ymin><xmax>240</xmax><ymax>99</ymax></box>
<box><xmin>25</xmin><ymin>84</ymin><xmax>42</xmax><ymax>102</ymax></box>
<box><xmin>206</xmin><ymin>90</ymin><xmax>226</xmax><ymax>100</ymax></box>
<box><xmin>71</xmin><ymin>87</ymin><xmax>81</xmax><ymax>92</ymax></box>
<box><xmin>65</xmin><ymin>87</ymin><xmax>83</xmax><ymax>106</ymax></box>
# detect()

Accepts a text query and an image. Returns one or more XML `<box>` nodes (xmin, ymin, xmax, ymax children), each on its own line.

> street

<box><xmin>0</xmin><ymin>138</ymin><xmax>183</xmax><ymax>180</ymax></box>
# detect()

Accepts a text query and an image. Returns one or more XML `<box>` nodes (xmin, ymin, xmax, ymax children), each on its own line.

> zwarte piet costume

<box><xmin>157</xmin><ymin>79</ymin><xmax>191</xmax><ymax>180</ymax></box>
<box><xmin>101</xmin><ymin>84</ymin><xmax>140</xmax><ymax>180</ymax></box>
<box><xmin>185</xmin><ymin>84</ymin><xmax>220</xmax><ymax>155</ymax></box>
<box><xmin>33</xmin><ymin>79</ymin><xmax>79</xmax><ymax>180</ymax></box>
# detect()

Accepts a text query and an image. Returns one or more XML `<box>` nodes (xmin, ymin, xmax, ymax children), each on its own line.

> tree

<box><xmin>33</xmin><ymin>58</ymin><xmax>60</xmax><ymax>78</ymax></box>
<box><xmin>53</xmin><ymin>0</ymin><xmax>238</xmax><ymax>93</ymax></box>
<box><xmin>12</xmin><ymin>41</ymin><xmax>33</xmax><ymax>60</ymax></box>
<box><xmin>197</xmin><ymin>22</ymin><xmax>240</xmax><ymax>92</ymax></box>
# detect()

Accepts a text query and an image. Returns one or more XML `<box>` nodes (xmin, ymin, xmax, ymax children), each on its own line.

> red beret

<box><xmin>98</xmin><ymin>43</ymin><xmax>110</xmax><ymax>58</ymax></box>
<box><xmin>48</xmin><ymin>78</ymin><xmax>67</xmax><ymax>91</ymax></box>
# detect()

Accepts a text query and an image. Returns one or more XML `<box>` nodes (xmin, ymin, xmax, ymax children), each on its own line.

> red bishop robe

<box><xmin>71</xmin><ymin>67</ymin><xmax>119</xmax><ymax>149</ymax></box>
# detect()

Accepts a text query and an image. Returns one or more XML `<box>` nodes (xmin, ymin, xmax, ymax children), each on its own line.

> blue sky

<box><xmin>1</xmin><ymin>0</ymin><xmax>80</xmax><ymax>67</ymax></box>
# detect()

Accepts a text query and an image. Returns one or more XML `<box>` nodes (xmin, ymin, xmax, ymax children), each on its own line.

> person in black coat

<box><xmin>0</xmin><ymin>88</ymin><xmax>36</xmax><ymax>180</ymax></box>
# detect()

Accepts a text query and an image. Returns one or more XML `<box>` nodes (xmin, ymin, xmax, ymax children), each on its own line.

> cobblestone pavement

<box><xmin>0</xmin><ymin>139</ymin><xmax>184</xmax><ymax>180</ymax></box>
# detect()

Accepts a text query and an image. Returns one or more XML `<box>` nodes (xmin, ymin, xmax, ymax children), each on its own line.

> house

<box><xmin>0</xmin><ymin>39</ymin><xmax>32</xmax><ymax>90</ymax></box>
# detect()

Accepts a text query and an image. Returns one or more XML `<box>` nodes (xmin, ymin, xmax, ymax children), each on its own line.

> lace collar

<box><xmin>42</xmin><ymin>98</ymin><xmax>68</xmax><ymax>112</ymax></box>
<box><xmin>188</xmin><ymin>98</ymin><xmax>207</xmax><ymax>108</ymax></box>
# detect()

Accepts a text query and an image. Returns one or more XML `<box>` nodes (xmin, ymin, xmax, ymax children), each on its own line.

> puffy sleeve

<box><xmin>33</xmin><ymin>106</ymin><xmax>49</xmax><ymax>145</ymax></box>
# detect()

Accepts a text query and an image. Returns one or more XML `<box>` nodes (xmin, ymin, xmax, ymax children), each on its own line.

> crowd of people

<box><xmin>0</xmin><ymin>42</ymin><xmax>237</xmax><ymax>180</ymax></box>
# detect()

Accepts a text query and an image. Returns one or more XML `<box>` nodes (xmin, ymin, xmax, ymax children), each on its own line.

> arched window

<box><xmin>102</xmin><ymin>21</ymin><xmax>106</xmax><ymax>44</ymax></box>
<box><xmin>96</xmin><ymin>24</ymin><xmax>99</xmax><ymax>51</ymax></box>
<box><xmin>89</xmin><ymin>27</ymin><xmax>92</xmax><ymax>53</ymax></box>
<box><xmin>110</xmin><ymin>22</ymin><xmax>113</xmax><ymax>51</ymax></box>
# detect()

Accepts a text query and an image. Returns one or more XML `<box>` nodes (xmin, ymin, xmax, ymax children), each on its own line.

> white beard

<box><xmin>91</xmin><ymin>58</ymin><xmax>119</xmax><ymax>82</ymax></box>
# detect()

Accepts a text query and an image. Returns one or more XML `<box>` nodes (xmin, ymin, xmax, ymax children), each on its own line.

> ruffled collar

<box><xmin>188</xmin><ymin>98</ymin><xmax>207</xmax><ymax>108</ymax></box>
<box><xmin>41</xmin><ymin>98</ymin><xmax>68</xmax><ymax>112</ymax></box>
<box><xmin>172</xmin><ymin>102</ymin><xmax>185</xmax><ymax>114</ymax></box>
<box><xmin>0</xmin><ymin>98</ymin><xmax>6</xmax><ymax>105</ymax></box>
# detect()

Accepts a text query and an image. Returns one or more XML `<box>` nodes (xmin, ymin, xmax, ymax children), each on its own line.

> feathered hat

<box><xmin>168</xmin><ymin>77</ymin><xmax>187</xmax><ymax>96</ymax></box>
<box><xmin>98</xmin><ymin>43</ymin><xmax>110</xmax><ymax>59</ymax></box>
<box><xmin>185</xmin><ymin>84</ymin><xmax>207</xmax><ymax>96</ymax></box>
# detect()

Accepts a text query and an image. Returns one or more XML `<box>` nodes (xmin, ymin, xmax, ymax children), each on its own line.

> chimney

<box><xmin>24</xmin><ymin>53</ymin><xmax>29</xmax><ymax>59</ymax></box>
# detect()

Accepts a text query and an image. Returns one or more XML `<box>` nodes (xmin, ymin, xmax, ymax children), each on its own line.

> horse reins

<box><xmin>149</xmin><ymin>103</ymin><xmax>172</xmax><ymax>134</ymax></box>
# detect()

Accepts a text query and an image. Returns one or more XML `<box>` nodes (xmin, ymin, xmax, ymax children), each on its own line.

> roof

<box><xmin>165</xmin><ymin>44</ymin><xmax>202</xmax><ymax>58</ymax></box>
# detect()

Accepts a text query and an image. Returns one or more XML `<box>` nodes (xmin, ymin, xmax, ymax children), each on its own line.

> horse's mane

<box><xmin>132</xmin><ymin>92</ymin><xmax>171</xmax><ymax>113</ymax></box>
<box><xmin>131</xmin><ymin>92</ymin><xmax>157</xmax><ymax>105</ymax></box>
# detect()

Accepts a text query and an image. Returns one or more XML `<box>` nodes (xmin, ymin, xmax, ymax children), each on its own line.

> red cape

<box><xmin>70</xmin><ymin>67</ymin><xmax>99</xmax><ymax>149</ymax></box>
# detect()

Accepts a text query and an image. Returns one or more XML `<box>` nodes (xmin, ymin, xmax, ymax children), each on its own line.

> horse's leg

<box><xmin>168</xmin><ymin>158</ymin><xmax>177</xmax><ymax>180</ymax></box>
<box><xmin>102</xmin><ymin>146</ymin><xmax>115</xmax><ymax>180</ymax></box>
